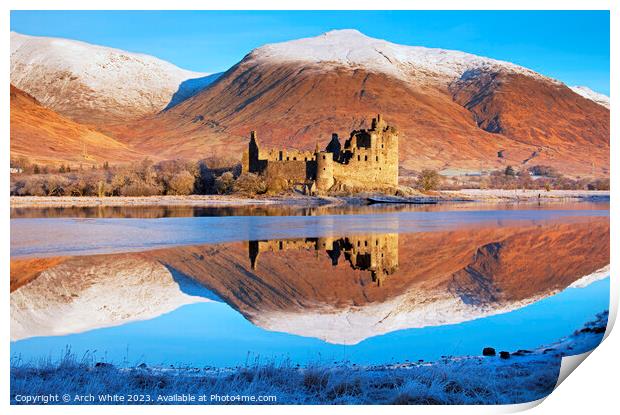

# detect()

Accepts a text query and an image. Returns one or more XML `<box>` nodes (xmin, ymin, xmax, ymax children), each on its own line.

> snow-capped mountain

<box><xmin>570</xmin><ymin>86</ymin><xmax>610</xmax><ymax>109</ymax></box>
<box><xmin>10</xmin><ymin>32</ymin><xmax>214</xmax><ymax>124</ymax></box>
<box><xmin>123</xmin><ymin>29</ymin><xmax>608</xmax><ymax>177</ymax></box>
<box><xmin>9</xmin><ymin>29</ymin><xmax>609</xmax><ymax>177</ymax></box>
<box><xmin>251</xmin><ymin>29</ymin><xmax>546</xmax><ymax>85</ymax></box>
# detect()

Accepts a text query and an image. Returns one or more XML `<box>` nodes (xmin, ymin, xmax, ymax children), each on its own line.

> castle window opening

<box><xmin>323</xmin><ymin>155</ymin><xmax>326</xmax><ymax>160</ymax></box>
<box><xmin>293</xmin><ymin>157</ymin><xmax>297</xmax><ymax>160</ymax></box>
<box><xmin>364</xmin><ymin>155</ymin><xmax>368</xmax><ymax>161</ymax></box>
<box><xmin>357</xmin><ymin>155</ymin><xmax>361</xmax><ymax>161</ymax></box>
<box><xmin>376</xmin><ymin>156</ymin><xmax>379</xmax><ymax>162</ymax></box>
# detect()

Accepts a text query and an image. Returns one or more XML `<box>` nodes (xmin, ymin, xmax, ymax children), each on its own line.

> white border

<box><xmin>2</xmin><ymin>1</ymin><xmax>616</xmax><ymax>414</ymax></box>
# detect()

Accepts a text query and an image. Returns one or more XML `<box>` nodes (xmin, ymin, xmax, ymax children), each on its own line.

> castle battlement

<box><xmin>242</xmin><ymin>115</ymin><xmax>399</xmax><ymax>192</ymax></box>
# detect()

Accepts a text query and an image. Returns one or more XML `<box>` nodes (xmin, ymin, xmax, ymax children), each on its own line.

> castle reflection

<box><xmin>248</xmin><ymin>234</ymin><xmax>399</xmax><ymax>286</ymax></box>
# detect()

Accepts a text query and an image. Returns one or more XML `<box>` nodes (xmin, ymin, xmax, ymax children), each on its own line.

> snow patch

<box><xmin>568</xmin><ymin>264</ymin><xmax>610</xmax><ymax>288</ymax></box>
<box><xmin>10</xmin><ymin>255</ymin><xmax>213</xmax><ymax>341</ymax></box>
<box><xmin>250</xmin><ymin>29</ymin><xmax>552</xmax><ymax>86</ymax></box>
<box><xmin>570</xmin><ymin>86</ymin><xmax>610</xmax><ymax>109</ymax></box>
<box><xmin>10</xmin><ymin>32</ymin><xmax>211</xmax><ymax>118</ymax></box>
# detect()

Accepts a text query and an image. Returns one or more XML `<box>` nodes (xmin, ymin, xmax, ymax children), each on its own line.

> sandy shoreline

<box><xmin>9</xmin><ymin>189</ymin><xmax>609</xmax><ymax>209</ymax></box>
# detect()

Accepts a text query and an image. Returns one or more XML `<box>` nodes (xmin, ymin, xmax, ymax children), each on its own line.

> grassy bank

<box><xmin>10</xmin><ymin>311</ymin><xmax>607</xmax><ymax>405</ymax></box>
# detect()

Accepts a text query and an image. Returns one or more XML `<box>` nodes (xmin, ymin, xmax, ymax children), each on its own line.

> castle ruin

<box><xmin>241</xmin><ymin>115</ymin><xmax>399</xmax><ymax>192</ymax></box>
<box><xmin>248</xmin><ymin>234</ymin><xmax>399</xmax><ymax>286</ymax></box>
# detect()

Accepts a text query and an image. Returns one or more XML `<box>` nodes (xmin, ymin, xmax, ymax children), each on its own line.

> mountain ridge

<box><xmin>10</xmin><ymin>29</ymin><xmax>610</xmax><ymax>177</ymax></box>
<box><xmin>10</xmin><ymin>31</ymin><xmax>214</xmax><ymax>124</ymax></box>
<box><xmin>110</xmin><ymin>29</ymin><xmax>608</xmax><ymax>177</ymax></box>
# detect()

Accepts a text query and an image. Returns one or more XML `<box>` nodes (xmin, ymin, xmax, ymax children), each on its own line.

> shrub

<box><xmin>233</xmin><ymin>173</ymin><xmax>267</xmax><ymax>196</ymax></box>
<box><xmin>504</xmin><ymin>166</ymin><xmax>516</xmax><ymax>176</ymax></box>
<box><xmin>18</xmin><ymin>177</ymin><xmax>46</xmax><ymax>196</ymax></box>
<box><xmin>44</xmin><ymin>175</ymin><xmax>70</xmax><ymax>196</ymax></box>
<box><xmin>263</xmin><ymin>172</ymin><xmax>291</xmax><ymax>194</ymax></box>
<box><xmin>214</xmin><ymin>172</ymin><xmax>235</xmax><ymax>195</ymax></box>
<box><xmin>168</xmin><ymin>171</ymin><xmax>196</xmax><ymax>195</ymax></box>
<box><xmin>96</xmin><ymin>180</ymin><xmax>113</xmax><ymax>197</ymax></box>
<box><xmin>119</xmin><ymin>182</ymin><xmax>163</xmax><ymax>197</ymax></box>
<box><xmin>588</xmin><ymin>178</ymin><xmax>610</xmax><ymax>191</ymax></box>
<box><xmin>416</xmin><ymin>169</ymin><xmax>442</xmax><ymax>192</ymax></box>
<box><xmin>110</xmin><ymin>173</ymin><xmax>129</xmax><ymax>196</ymax></box>
<box><xmin>528</xmin><ymin>165</ymin><xmax>558</xmax><ymax>178</ymax></box>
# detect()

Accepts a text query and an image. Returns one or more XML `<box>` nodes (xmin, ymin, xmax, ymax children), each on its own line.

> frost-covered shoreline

<box><xmin>10</xmin><ymin>311</ymin><xmax>608</xmax><ymax>405</ymax></box>
<box><xmin>9</xmin><ymin>189</ymin><xmax>609</xmax><ymax>209</ymax></box>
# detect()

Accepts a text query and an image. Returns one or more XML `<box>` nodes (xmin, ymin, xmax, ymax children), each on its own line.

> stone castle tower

<box><xmin>248</xmin><ymin>233</ymin><xmax>399</xmax><ymax>286</ymax></box>
<box><xmin>241</xmin><ymin>115</ymin><xmax>399</xmax><ymax>191</ymax></box>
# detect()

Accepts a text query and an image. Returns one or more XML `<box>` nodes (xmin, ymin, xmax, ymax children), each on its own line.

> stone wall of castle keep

<box><xmin>241</xmin><ymin>115</ymin><xmax>399</xmax><ymax>192</ymax></box>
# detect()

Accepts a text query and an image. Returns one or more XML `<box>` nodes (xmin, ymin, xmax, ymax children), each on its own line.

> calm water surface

<box><xmin>10</xmin><ymin>202</ymin><xmax>610</xmax><ymax>367</ymax></box>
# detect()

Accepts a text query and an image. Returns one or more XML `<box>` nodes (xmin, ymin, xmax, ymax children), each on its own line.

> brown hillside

<box><xmin>450</xmin><ymin>72</ymin><xmax>610</xmax><ymax>174</ymax></box>
<box><xmin>111</xmin><ymin>63</ymin><xmax>609</xmax><ymax>178</ymax></box>
<box><xmin>149</xmin><ymin>217</ymin><xmax>608</xmax><ymax>316</ymax></box>
<box><xmin>10</xmin><ymin>84</ymin><xmax>146</xmax><ymax>166</ymax></box>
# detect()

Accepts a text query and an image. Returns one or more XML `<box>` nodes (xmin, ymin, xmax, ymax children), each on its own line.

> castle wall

<box><xmin>261</xmin><ymin>149</ymin><xmax>315</xmax><ymax>162</ymax></box>
<box><xmin>241</xmin><ymin>115</ymin><xmax>399</xmax><ymax>191</ymax></box>
<box><xmin>332</xmin><ymin>132</ymin><xmax>398</xmax><ymax>188</ymax></box>
<box><xmin>265</xmin><ymin>160</ymin><xmax>316</xmax><ymax>182</ymax></box>
<box><xmin>248</xmin><ymin>234</ymin><xmax>399</xmax><ymax>285</ymax></box>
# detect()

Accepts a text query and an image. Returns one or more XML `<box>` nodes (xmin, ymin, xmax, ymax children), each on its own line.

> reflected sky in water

<box><xmin>11</xmin><ymin>278</ymin><xmax>609</xmax><ymax>367</ymax></box>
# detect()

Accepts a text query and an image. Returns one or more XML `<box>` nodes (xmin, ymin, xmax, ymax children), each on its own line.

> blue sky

<box><xmin>10</xmin><ymin>10</ymin><xmax>610</xmax><ymax>95</ymax></box>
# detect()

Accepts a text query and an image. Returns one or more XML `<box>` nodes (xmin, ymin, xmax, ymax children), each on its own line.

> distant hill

<box><xmin>10</xmin><ymin>84</ymin><xmax>145</xmax><ymax>165</ymax></box>
<box><xmin>10</xmin><ymin>31</ymin><xmax>214</xmax><ymax>125</ymax></box>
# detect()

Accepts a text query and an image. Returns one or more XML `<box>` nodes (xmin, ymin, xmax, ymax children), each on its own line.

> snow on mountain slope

<box><xmin>10</xmin><ymin>254</ymin><xmax>215</xmax><ymax>341</ymax></box>
<box><xmin>253</xmin><ymin>266</ymin><xmax>608</xmax><ymax>345</ymax></box>
<box><xmin>250</xmin><ymin>29</ymin><xmax>548</xmax><ymax>85</ymax></box>
<box><xmin>124</xmin><ymin>29</ymin><xmax>607</xmax><ymax>177</ymax></box>
<box><xmin>570</xmin><ymin>86</ymin><xmax>610</xmax><ymax>109</ymax></box>
<box><xmin>10</xmin><ymin>31</ymin><xmax>212</xmax><ymax>124</ymax></box>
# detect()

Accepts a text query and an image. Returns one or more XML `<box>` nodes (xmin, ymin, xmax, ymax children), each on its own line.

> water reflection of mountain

<box><xmin>10</xmin><ymin>255</ymin><xmax>215</xmax><ymax>341</ymax></box>
<box><xmin>11</xmin><ymin>217</ymin><xmax>609</xmax><ymax>344</ymax></box>
<box><xmin>249</xmin><ymin>234</ymin><xmax>399</xmax><ymax>286</ymax></box>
